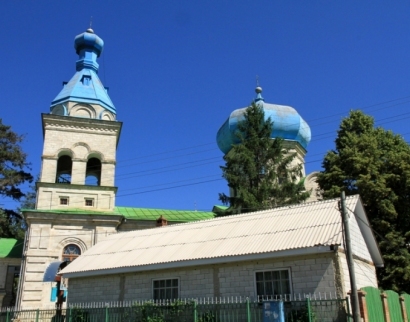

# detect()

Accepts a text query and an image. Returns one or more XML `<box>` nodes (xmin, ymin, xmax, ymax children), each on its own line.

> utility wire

<box><xmin>7</xmin><ymin>97</ymin><xmax>409</xmax><ymax>184</ymax></box>
<box><xmin>4</xmin><ymin>95</ymin><xmax>410</xmax><ymax>206</ymax></box>
<box><xmin>15</xmin><ymin>107</ymin><xmax>410</xmax><ymax>187</ymax></box>
<box><xmin>112</xmin><ymin>96</ymin><xmax>410</xmax><ymax>167</ymax></box>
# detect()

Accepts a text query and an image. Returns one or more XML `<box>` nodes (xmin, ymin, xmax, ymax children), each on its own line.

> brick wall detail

<box><xmin>67</xmin><ymin>254</ymin><xmax>345</xmax><ymax>304</ymax></box>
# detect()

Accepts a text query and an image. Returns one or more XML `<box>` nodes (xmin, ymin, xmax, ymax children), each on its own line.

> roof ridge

<box><xmin>102</xmin><ymin>196</ymin><xmax>352</xmax><ymax>241</ymax></box>
<box><xmin>212</xmin><ymin>195</ymin><xmax>354</xmax><ymax>219</ymax></box>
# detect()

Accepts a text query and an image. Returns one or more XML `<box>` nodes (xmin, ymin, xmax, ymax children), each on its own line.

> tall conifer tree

<box><xmin>0</xmin><ymin>119</ymin><xmax>33</xmax><ymax>238</ymax></box>
<box><xmin>219</xmin><ymin>102</ymin><xmax>309</xmax><ymax>214</ymax></box>
<box><xmin>317</xmin><ymin>110</ymin><xmax>410</xmax><ymax>292</ymax></box>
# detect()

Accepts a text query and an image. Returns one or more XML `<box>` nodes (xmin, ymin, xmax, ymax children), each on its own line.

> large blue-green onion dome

<box><xmin>216</xmin><ymin>87</ymin><xmax>311</xmax><ymax>154</ymax></box>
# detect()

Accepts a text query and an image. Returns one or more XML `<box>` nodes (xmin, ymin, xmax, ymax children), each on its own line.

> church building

<box><xmin>7</xmin><ymin>26</ymin><xmax>329</xmax><ymax>309</ymax></box>
<box><xmin>15</xmin><ymin>28</ymin><xmax>214</xmax><ymax>309</ymax></box>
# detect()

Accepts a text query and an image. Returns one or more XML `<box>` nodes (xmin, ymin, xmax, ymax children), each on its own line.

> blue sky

<box><xmin>2</xmin><ymin>1</ymin><xmax>410</xmax><ymax>211</ymax></box>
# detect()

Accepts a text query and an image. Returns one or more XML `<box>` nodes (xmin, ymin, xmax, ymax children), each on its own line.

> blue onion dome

<box><xmin>74</xmin><ymin>28</ymin><xmax>104</xmax><ymax>72</ymax></box>
<box><xmin>216</xmin><ymin>87</ymin><xmax>311</xmax><ymax>154</ymax></box>
<box><xmin>50</xmin><ymin>28</ymin><xmax>116</xmax><ymax>116</ymax></box>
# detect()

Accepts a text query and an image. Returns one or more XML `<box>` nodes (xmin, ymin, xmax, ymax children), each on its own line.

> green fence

<box><xmin>384</xmin><ymin>290</ymin><xmax>403</xmax><ymax>322</ymax></box>
<box><xmin>362</xmin><ymin>286</ymin><xmax>385</xmax><ymax>322</ymax></box>
<box><xmin>402</xmin><ymin>293</ymin><xmax>410</xmax><ymax>321</ymax></box>
<box><xmin>360</xmin><ymin>287</ymin><xmax>410</xmax><ymax>322</ymax></box>
<box><xmin>0</xmin><ymin>297</ymin><xmax>349</xmax><ymax>322</ymax></box>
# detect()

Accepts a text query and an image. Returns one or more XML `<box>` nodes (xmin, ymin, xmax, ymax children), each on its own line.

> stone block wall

<box><xmin>19</xmin><ymin>215</ymin><xmax>119</xmax><ymax>309</ymax></box>
<box><xmin>217</xmin><ymin>255</ymin><xmax>338</xmax><ymax>297</ymax></box>
<box><xmin>36</xmin><ymin>185</ymin><xmax>116</xmax><ymax>211</ymax></box>
<box><xmin>67</xmin><ymin>253</ymin><xmax>344</xmax><ymax>304</ymax></box>
<box><xmin>38</xmin><ymin>114</ymin><xmax>121</xmax><ymax>211</ymax></box>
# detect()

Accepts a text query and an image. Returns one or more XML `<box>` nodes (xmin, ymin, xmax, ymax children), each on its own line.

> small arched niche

<box><xmin>85</xmin><ymin>157</ymin><xmax>102</xmax><ymax>186</ymax></box>
<box><xmin>70</xmin><ymin>103</ymin><xmax>96</xmax><ymax>119</ymax></box>
<box><xmin>100</xmin><ymin>111</ymin><xmax>115</xmax><ymax>121</ymax></box>
<box><xmin>51</xmin><ymin>104</ymin><xmax>67</xmax><ymax>116</ymax></box>
<box><xmin>56</xmin><ymin>155</ymin><xmax>72</xmax><ymax>184</ymax></box>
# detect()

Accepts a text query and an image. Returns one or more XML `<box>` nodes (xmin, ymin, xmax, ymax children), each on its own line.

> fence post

<box><xmin>194</xmin><ymin>300</ymin><xmax>198</xmax><ymax>322</ymax></box>
<box><xmin>6</xmin><ymin>310</ymin><xmax>10</xmax><ymax>322</ymax></box>
<box><xmin>105</xmin><ymin>306</ymin><xmax>109</xmax><ymax>322</ymax></box>
<box><xmin>357</xmin><ymin>290</ymin><xmax>368</xmax><ymax>322</ymax></box>
<box><xmin>306</xmin><ymin>297</ymin><xmax>312</xmax><ymax>322</ymax></box>
<box><xmin>399</xmin><ymin>296</ymin><xmax>408</xmax><ymax>322</ymax></box>
<box><xmin>68</xmin><ymin>307</ymin><xmax>72</xmax><ymax>322</ymax></box>
<box><xmin>381</xmin><ymin>292</ymin><xmax>391</xmax><ymax>322</ymax></box>
<box><xmin>345</xmin><ymin>297</ymin><xmax>351</xmax><ymax>322</ymax></box>
<box><xmin>35</xmin><ymin>309</ymin><xmax>39</xmax><ymax>322</ymax></box>
<box><xmin>247</xmin><ymin>297</ymin><xmax>251</xmax><ymax>322</ymax></box>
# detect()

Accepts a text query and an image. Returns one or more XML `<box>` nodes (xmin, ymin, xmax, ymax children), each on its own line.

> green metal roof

<box><xmin>22</xmin><ymin>207</ymin><xmax>215</xmax><ymax>222</ymax></box>
<box><xmin>0</xmin><ymin>238</ymin><xmax>24</xmax><ymax>258</ymax></box>
<box><xmin>115</xmin><ymin>207</ymin><xmax>215</xmax><ymax>222</ymax></box>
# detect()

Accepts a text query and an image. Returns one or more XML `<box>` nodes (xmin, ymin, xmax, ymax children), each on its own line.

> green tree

<box><xmin>0</xmin><ymin>119</ymin><xmax>33</xmax><ymax>239</ymax></box>
<box><xmin>219</xmin><ymin>102</ymin><xmax>309</xmax><ymax>214</ymax></box>
<box><xmin>317</xmin><ymin>110</ymin><xmax>410</xmax><ymax>292</ymax></box>
<box><xmin>18</xmin><ymin>179</ymin><xmax>37</xmax><ymax>211</ymax></box>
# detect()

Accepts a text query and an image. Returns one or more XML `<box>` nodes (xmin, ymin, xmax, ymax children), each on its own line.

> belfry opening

<box><xmin>55</xmin><ymin>155</ymin><xmax>72</xmax><ymax>184</ymax></box>
<box><xmin>85</xmin><ymin>157</ymin><xmax>101</xmax><ymax>186</ymax></box>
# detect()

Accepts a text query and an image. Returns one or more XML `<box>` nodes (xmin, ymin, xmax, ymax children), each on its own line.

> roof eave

<box><xmin>51</xmin><ymin>97</ymin><xmax>116</xmax><ymax>114</ymax></box>
<box><xmin>61</xmin><ymin>245</ymin><xmax>335</xmax><ymax>279</ymax></box>
<box><xmin>354</xmin><ymin>197</ymin><xmax>384</xmax><ymax>267</ymax></box>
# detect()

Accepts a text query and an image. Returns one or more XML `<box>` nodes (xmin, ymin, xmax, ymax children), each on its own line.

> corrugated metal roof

<box><xmin>61</xmin><ymin>196</ymin><xmax>378</xmax><ymax>278</ymax></box>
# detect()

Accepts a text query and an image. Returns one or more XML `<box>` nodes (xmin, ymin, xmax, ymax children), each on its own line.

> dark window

<box><xmin>256</xmin><ymin>269</ymin><xmax>291</xmax><ymax>298</ymax></box>
<box><xmin>81</xmin><ymin>75</ymin><xmax>91</xmax><ymax>86</ymax></box>
<box><xmin>85</xmin><ymin>199</ymin><xmax>94</xmax><ymax>207</ymax></box>
<box><xmin>62</xmin><ymin>244</ymin><xmax>81</xmax><ymax>262</ymax></box>
<box><xmin>56</xmin><ymin>155</ymin><xmax>72</xmax><ymax>184</ymax></box>
<box><xmin>85</xmin><ymin>158</ymin><xmax>101</xmax><ymax>186</ymax></box>
<box><xmin>60</xmin><ymin>198</ymin><xmax>69</xmax><ymax>205</ymax></box>
<box><xmin>153</xmin><ymin>278</ymin><xmax>179</xmax><ymax>301</ymax></box>
<box><xmin>3</xmin><ymin>265</ymin><xmax>20</xmax><ymax>307</ymax></box>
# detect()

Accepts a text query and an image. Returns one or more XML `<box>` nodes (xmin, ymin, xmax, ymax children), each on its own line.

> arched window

<box><xmin>85</xmin><ymin>157</ymin><xmax>101</xmax><ymax>186</ymax></box>
<box><xmin>56</xmin><ymin>155</ymin><xmax>72</xmax><ymax>184</ymax></box>
<box><xmin>62</xmin><ymin>244</ymin><xmax>81</xmax><ymax>262</ymax></box>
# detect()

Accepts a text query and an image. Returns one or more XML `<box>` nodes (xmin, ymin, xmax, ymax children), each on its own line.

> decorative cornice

<box><xmin>41</xmin><ymin>155</ymin><xmax>116</xmax><ymax>165</ymax></box>
<box><xmin>42</xmin><ymin>114</ymin><xmax>122</xmax><ymax>148</ymax></box>
<box><xmin>24</xmin><ymin>212</ymin><xmax>123</xmax><ymax>225</ymax></box>
<box><xmin>36</xmin><ymin>181</ymin><xmax>118</xmax><ymax>192</ymax></box>
<box><xmin>42</xmin><ymin>114</ymin><xmax>122</xmax><ymax>135</ymax></box>
<box><xmin>44</xmin><ymin>123</ymin><xmax>119</xmax><ymax>134</ymax></box>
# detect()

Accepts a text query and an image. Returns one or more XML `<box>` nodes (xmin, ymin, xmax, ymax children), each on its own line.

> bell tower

<box><xmin>17</xmin><ymin>29</ymin><xmax>123</xmax><ymax>309</ymax></box>
<box><xmin>37</xmin><ymin>28</ymin><xmax>122</xmax><ymax>211</ymax></box>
